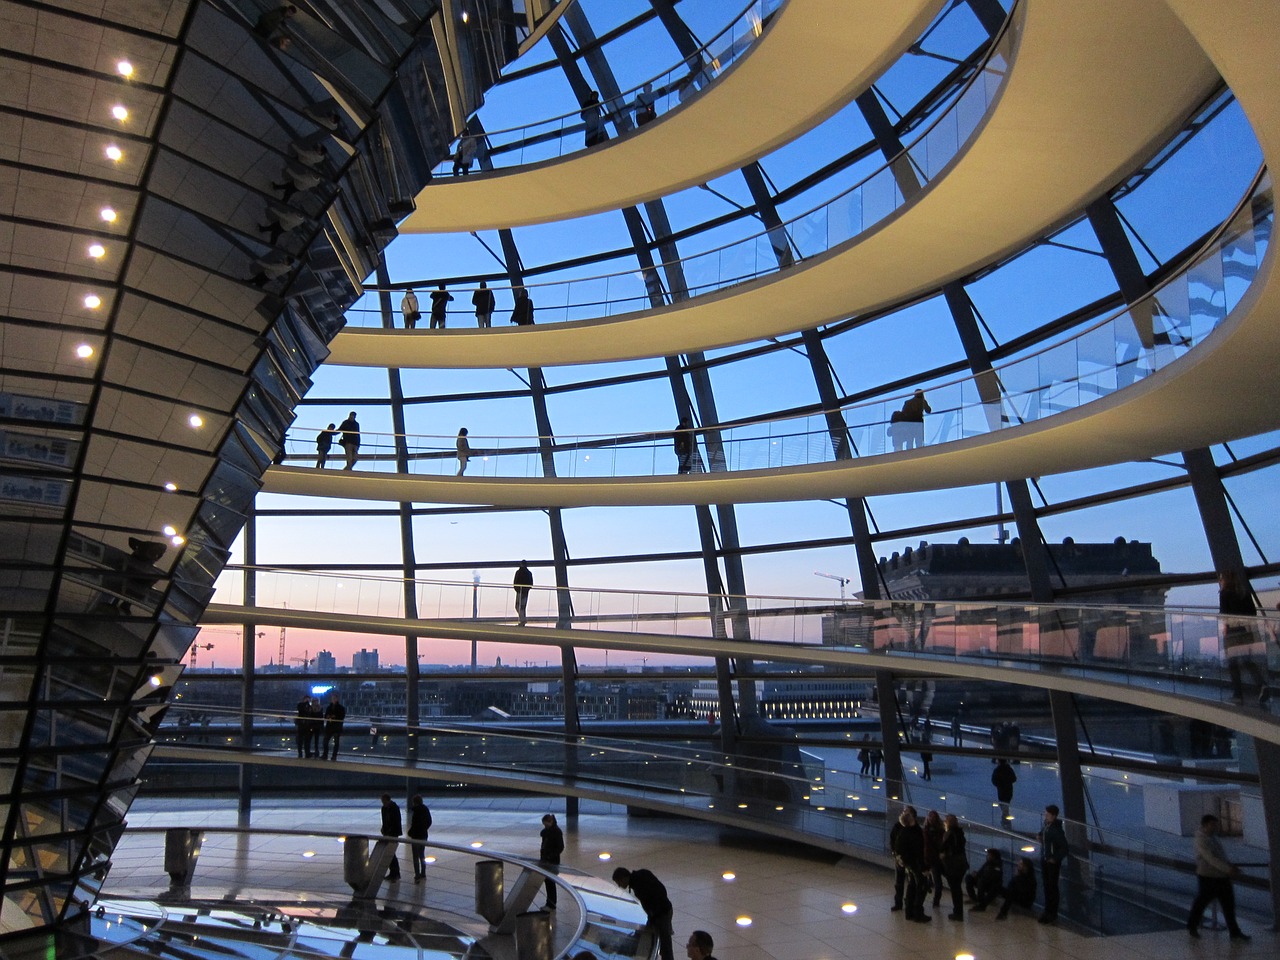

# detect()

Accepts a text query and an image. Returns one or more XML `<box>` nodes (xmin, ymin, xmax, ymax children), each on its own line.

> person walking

<box><xmin>337</xmin><ymin>412</ymin><xmax>360</xmax><ymax>470</ymax></box>
<box><xmin>1038</xmin><ymin>804</ymin><xmax>1068</xmax><ymax>924</ymax></box>
<box><xmin>429</xmin><ymin>283</ymin><xmax>453</xmax><ymax>329</ymax></box>
<box><xmin>379</xmin><ymin>794</ymin><xmax>402</xmax><ymax>881</ymax></box>
<box><xmin>400</xmin><ymin>288</ymin><xmax>420</xmax><ymax>329</ymax></box>
<box><xmin>407</xmin><ymin>794</ymin><xmax>432</xmax><ymax>883</ymax></box>
<box><xmin>939</xmin><ymin>813</ymin><xmax>969</xmax><ymax>920</ymax></box>
<box><xmin>1187</xmin><ymin>813</ymin><xmax>1251</xmax><ymax>940</ymax></box>
<box><xmin>673</xmin><ymin>417</ymin><xmax>695</xmax><ymax>474</ymax></box>
<box><xmin>539</xmin><ymin>813</ymin><xmax>565</xmax><ymax>909</ymax></box>
<box><xmin>513</xmin><ymin>561</ymin><xmax>533</xmax><ymax>625</ymax></box>
<box><xmin>612</xmin><ymin>867</ymin><xmax>674</xmax><ymax>960</ymax></box>
<box><xmin>992</xmin><ymin>758</ymin><xmax>1016</xmax><ymax>821</ymax></box>
<box><xmin>315</xmin><ymin>423</ymin><xmax>336</xmax><ymax>468</ymax></box>
<box><xmin>322</xmin><ymin>691</ymin><xmax>346</xmax><ymax>759</ymax></box>
<box><xmin>472</xmin><ymin>280</ymin><xmax>495</xmax><ymax>328</ymax></box>
<box><xmin>456</xmin><ymin>428</ymin><xmax>471</xmax><ymax>476</ymax></box>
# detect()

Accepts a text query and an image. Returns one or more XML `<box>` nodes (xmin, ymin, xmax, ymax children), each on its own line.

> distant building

<box><xmin>314</xmin><ymin>650</ymin><xmax>337</xmax><ymax>673</ymax></box>
<box><xmin>352</xmin><ymin>648</ymin><xmax>380</xmax><ymax>672</ymax></box>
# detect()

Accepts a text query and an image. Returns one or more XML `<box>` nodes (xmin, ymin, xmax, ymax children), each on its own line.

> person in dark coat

<box><xmin>996</xmin><ymin>857</ymin><xmax>1037</xmax><ymax>920</ymax></box>
<box><xmin>472</xmin><ymin>280</ymin><xmax>496</xmax><ymax>328</ymax></box>
<box><xmin>992</xmin><ymin>758</ymin><xmax>1017</xmax><ymax>821</ymax></box>
<box><xmin>294</xmin><ymin>695</ymin><xmax>312</xmax><ymax>758</ymax></box>
<box><xmin>673</xmin><ymin>417</ymin><xmax>695</xmax><ymax>474</ymax></box>
<box><xmin>1038</xmin><ymin>804</ymin><xmax>1068</xmax><ymax>923</ymax></box>
<box><xmin>337</xmin><ymin>412</ymin><xmax>360</xmax><ymax>470</ymax></box>
<box><xmin>379</xmin><ymin>794</ymin><xmax>402</xmax><ymax>881</ymax></box>
<box><xmin>893</xmin><ymin>807</ymin><xmax>929</xmax><ymax>922</ymax></box>
<box><xmin>322</xmin><ymin>692</ymin><xmax>345</xmax><ymax>759</ymax></box>
<box><xmin>429</xmin><ymin>283</ymin><xmax>453</xmax><ymax>329</ymax></box>
<box><xmin>613</xmin><ymin>867</ymin><xmax>674</xmax><ymax>960</ymax></box>
<box><xmin>315</xmin><ymin>423</ymin><xmax>336</xmax><ymax>468</ymax></box>
<box><xmin>511</xmin><ymin>286</ymin><xmax>534</xmax><ymax>325</ymax></box>
<box><xmin>939</xmin><ymin>813</ymin><xmax>969</xmax><ymax>920</ymax></box>
<box><xmin>407</xmin><ymin>795</ymin><xmax>432</xmax><ymax>882</ymax></box>
<box><xmin>922</xmin><ymin>810</ymin><xmax>944</xmax><ymax>910</ymax></box>
<box><xmin>967</xmin><ymin>847</ymin><xmax>1004</xmax><ymax>911</ymax></box>
<box><xmin>1219</xmin><ymin>569</ymin><xmax>1273</xmax><ymax>703</ymax></box>
<box><xmin>539</xmin><ymin>813</ymin><xmax>565</xmax><ymax>909</ymax></box>
<box><xmin>581</xmin><ymin>90</ymin><xmax>606</xmax><ymax>147</ymax></box>
<box><xmin>513</xmin><ymin>561</ymin><xmax>533</xmax><ymax>624</ymax></box>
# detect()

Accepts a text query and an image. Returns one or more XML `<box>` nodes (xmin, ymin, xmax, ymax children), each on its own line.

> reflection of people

<box><xmin>673</xmin><ymin>417</ymin><xmax>695</xmax><ymax>474</ymax></box>
<box><xmin>315</xmin><ymin>423</ymin><xmax>336</xmax><ymax>468</ymax></box>
<box><xmin>1187</xmin><ymin>814</ymin><xmax>1251</xmax><ymax>941</ymax></box>
<box><xmin>472</xmin><ymin>281</ymin><xmax>495</xmax><ymax>328</ymax></box>
<box><xmin>456</xmin><ymin>428</ymin><xmax>471</xmax><ymax>476</ymax></box>
<box><xmin>1038</xmin><ymin>804</ymin><xmax>1068</xmax><ymax>924</ymax></box>
<box><xmin>104</xmin><ymin>538</ymin><xmax>168</xmax><ymax>615</ymax></box>
<box><xmin>612</xmin><ymin>867</ymin><xmax>674</xmax><ymax>960</ymax></box>
<box><xmin>379</xmin><ymin>794</ymin><xmax>402</xmax><ymax>881</ymax></box>
<box><xmin>1219</xmin><ymin>569</ymin><xmax>1272</xmax><ymax>703</ymax></box>
<box><xmin>890</xmin><ymin>389</ymin><xmax>931</xmax><ymax>450</ymax></box>
<box><xmin>539</xmin><ymin>813</ymin><xmax>564</xmax><ymax>909</ymax></box>
<box><xmin>323</xmin><ymin>692</ymin><xmax>346</xmax><ymax>759</ymax></box>
<box><xmin>429</xmin><ymin>284</ymin><xmax>453</xmax><ymax>329</ymax></box>
<box><xmin>513</xmin><ymin>562</ymin><xmax>533</xmax><ymax>624</ymax></box>
<box><xmin>400</xmin><ymin>288</ymin><xmax>419</xmax><ymax>329</ymax></box>
<box><xmin>407</xmin><ymin>795</ymin><xmax>432</xmax><ymax>883</ymax></box>
<box><xmin>338</xmin><ymin>412</ymin><xmax>360</xmax><ymax>470</ymax></box>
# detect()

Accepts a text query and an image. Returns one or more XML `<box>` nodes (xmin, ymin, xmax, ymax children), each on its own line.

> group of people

<box><xmin>378</xmin><ymin>793</ymin><xmax>434</xmax><ymax>882</ymax></box>
<box><xmin>399</xmin><ymin>283</ymin><xmax>529</xmax><ymax>329</ymax></box>
<box><xmin>293</xmin><ymin>691</ymin><xmax>346</xmax><ymax>760</ymax></box>
<box><xmin>890</xmin><ymin>803</ymin><xmax>1068</xmax><ymax>925</ymax></box>
<box><xmin>315</xmin><ymin>413</ymin><xmax>360</xmax><ymax>469</ymax></box>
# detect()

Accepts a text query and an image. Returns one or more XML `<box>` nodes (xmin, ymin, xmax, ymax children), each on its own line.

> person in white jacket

<box><xmin>1187</xmin><ymin>814</ymin><xmax>1251</xmax><ymax>940</ymax></box>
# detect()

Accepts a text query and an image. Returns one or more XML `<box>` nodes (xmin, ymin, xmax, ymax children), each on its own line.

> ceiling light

<box><xmin>116</xmin><ymin>60</ymin><xmax>133</xmax><ymax>77</ymax></box>
<box><xmin>163</xmin><ymin>482</ymin><xmax>177</xmax><ymax>492</ymax></box>
<box><xmin>100</xmin><ymin>207</ymin><xmax>118</xmax><ymax>223</ymax></box>
<box><xmin>88</xmin><ymin>243</ymin><xmax>105</xmax><ymax>258</ymax></box>
<box><xmin>84</xmin><ymin>294</ymin><xmax>102</xmax><ymax>309</ymax></box>
<box><xmin>470</xmin><ymin>841</ymin><xmax>483</xmax><ymax>848</ymax></box>
<box><xmin>111</xmin><ymin>105</ymin><xmax>129</xmax><ymax>121</ymax></box>
<box><xmin>597</xmin><ymin>852</ymin><xmax>611</xmax><ymax>861</ymax></box>
<box><xmin>148</xmin><ymin>675</ymin><xmax>162</xmax><ymax>687</ymax></box>
<box><xmin>105</xmin><ymin>145</ymin><xmax>123</xmax><ymax>162</ymax></box>
<box><xmin>75</xmin><ymin>344</ymin><xmax>94</xmax><ymax>359</ymax></box>
<box><xmin>162</xmin><ymin>525</ymin><xmax>176</xmax><ymax>537</ymax></box>
<box><xmin>170</xmin><ymin>535</ymin><xmax>185</xmax><ymax>547</ymax></box>
<box><xmin>721</xmin><ymin>872</ymin><xmax>735</xmax><ymax>881</ymax></box>
<box><xmin>188</xmin><ymin>414</ymin><xmax>204</xmax><ymax>428</ymax></box>
<box><xmin>841</xmin><ymin>903</ymin><xmax>858</xmax><ymax>914</ymax></box>
<box><xmin>735</xmin><ymin>917</ymin><xmax>752</xmax><ymax>927</ymax></box>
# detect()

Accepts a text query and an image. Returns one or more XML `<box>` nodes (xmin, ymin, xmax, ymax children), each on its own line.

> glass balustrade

<box><xmin>342</xmin><ymin>2</ymin><xmax>1019</xmax><ymax>330</ymax></box>
<box><xmin>432</xmin><ymin>0</ymin><xmax>783</xmax><ymax>173</ymax></box>
<box><xmin>295</xmin><ymin>169</ymin><xmax>1273</xmax><ymax>479</ymax></box>
<box><xmin>207</xmin><ymin>567</ymin><xmax>1280</xmax><ymax>709</ymax></box>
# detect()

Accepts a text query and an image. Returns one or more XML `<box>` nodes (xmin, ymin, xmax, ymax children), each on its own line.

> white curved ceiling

<box><xmin>399</xmin><ymin>0</ymin><xmax>946</xmax><ymax>232</ymax></box>
<box><xmin>329</xmin><ymin>0</ymin><xmax>1218</xmax><ymax>370</ymax></box>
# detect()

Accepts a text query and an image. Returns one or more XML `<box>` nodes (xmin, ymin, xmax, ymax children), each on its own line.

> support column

<box><xmin>875</xmin><ymin>672</ymin><xmax>905</xmax><ymax>802</ymax></box>
<box><xmin>1250</xmin><ymin>739</ymin><xmax>1280</xmax><ymax>928</ymax></box>
<box><xmin>238</xmin><ymin>514</ymin><xmax>255</xmax><ymax>823</ymax></box>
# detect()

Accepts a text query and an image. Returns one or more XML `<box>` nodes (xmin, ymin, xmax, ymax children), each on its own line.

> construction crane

<box><xmin>277</xmin><ymin>624</ymin><xmax>287</xmax><ymax>670</ymax></box>
<box><xmin>289</xmin><ymin>652</ymin><xmax>313</xmax><ymax>672</ymax></box>
<box><xmin>189</xmin><ymin>642</ymin><xmax>214</xmax><ymax>668</ymax></box>
<box><xmin>813</xmin><ymin>570</ymin><xmax>851</xmax><ymax>602</ymax></box>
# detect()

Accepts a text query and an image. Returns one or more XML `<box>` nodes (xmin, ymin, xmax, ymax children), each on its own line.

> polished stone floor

<box><xmin>109</xmin><ymin>794</ymin><xmax>1275</xmax><ymax>960</ymax></box>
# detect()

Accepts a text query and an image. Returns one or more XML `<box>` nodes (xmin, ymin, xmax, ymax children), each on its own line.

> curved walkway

<box><xmin>400</xmin><ymin>0</ymin><xmax>945</xmax><ymax>232</ymax></box>
<box><xmin>331</xmin><ymin>0</ymin><xmax>1217</xmax><ymax>369</ymax></box>
<box><xmin>201</xmin><ymin>603</ymin><xmax>1280</xmax><ymax>747</ymax></box>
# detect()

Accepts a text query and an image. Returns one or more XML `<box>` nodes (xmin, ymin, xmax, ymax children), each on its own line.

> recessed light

<box><xmin>75</xmin><ymin>344</ymin><xmax>94</xmax><ymax>359</ymax></box>
<box><xmin>111</xmin><ymin>105</ymin><xmax>129</xmax><ymax>121</ymax></box>
<box><xmin>841</xmin><ymin>903</ymin><xmax>858</xmax><ymax>914</ymax></box>
<box><xmin>956</xmin><ymin>954</ymin><xmax>976</xmax><ymax>960</ymax></box>
<box><xmin>149</xmin><ymin>675</ymin><xmax>162</xmax><ymax>686</ymax></box>
<box><xmin>162</xmin><ymin>525</ymin><xmax>176</xmax><ymax>537</ymax></box>
<box><xmin>84</xmin><ymin>294</ymin><xmax>102</xmax><ymax>309</ymax></box>
<box><xmin>105</xmin><ymin>145</ymin><xmax>123</xmax><ymax>162</ymax></box>
<box><xmin>721</xmin><ymin>872</ymin><xmax>735</xmax><ymax>881</ymax></box>
<box><xmin>163</xmin><ymin>482</ymin><xmax>177</xmax><ymax>492</ymax></box>
<box><xmin>188</xmin><ymin>414</ymin><xmax>204</xmax><ymax>428</ymax></box>
<box><xmin>100</xmin><ymin>207</ymin><xmax>118</xmax><ymax>223</ymax></box>
<box><xmin>424</xmin><ymin>856</ymin><xmax>436</xmax><ymax>863</ymax></box>
<box><xmin>735</xmin><ymin>917</ymin><xmax>752</xmax><ymax>927</ymax></box>
<box><xmin>116</xmin><ymin>60</ymin><xmax>133</xmax><ymax>77</ymax></box>
<box><xmin>88</xmin><ymin>244</ymin><xmax>105</xmax><ymax>258</ymax></box>
<box><xmin>470</xmin><ymin>841</ymin><xmax>483</xmax><ymax>848</ymax></box>
<box><xmin>170</xmin><ymin>535</ymin><xmax>185</xmax><ymax>547</ymax></box>
<box><xmin>597</xmin><ymin>852</ymin><xmax>611</xmax><ymax>861</ymax></box>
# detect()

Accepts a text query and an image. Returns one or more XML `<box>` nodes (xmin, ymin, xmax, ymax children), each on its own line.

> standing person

<box><xmin>673</xmin><ymin>417</ymin><xmax>696</xmax><ymax>474</ymax></box>
<box><xmin>632</xmin><ymin>82</ymin><xmax>657</xmax><ymax>126</ymax></box>
<box><xmin>995</xmin><ymin>858</ymin><xmax>1037</xmax><ymax>920</ymax></box>
<box><xmin>888</xmin><ymin>805</ymin><xmax>910</xmax><ymax>912</ymax></box>
<box><xmin>513</xmin><ymin>561</ymin><xmax>533</xmax><ymax>625</ymax></box>
<box><xmin>1187</xmin><ymin>814</ymin><xmax>1251</xmax><ymax>940</ymax></box>
<box><xmin>400</xmin><ymin>288</ymin><xmax>420</xmax><ymax>329</ymax></box>
<box><xmin>857</xmin><ymin>743</ymin><xmax>870</xmax><ymax>776</ymax></box>
<box><xmin>992</xmin><ymin>758</ymin><xmax>1016</xmax><ymax>821</ymax></box>
<box><xmin>920</xmin><ymin>749</ymin><xmax>933</xmax><ymax>781</ymax></box>
<box><xmin>304</xmin><ymin>695</ymin><xmax>323</xmax><ymax>758</ymax></box>
<box><xmin>315</xmin><ymin>424</ymin><xmax>336</xmax><ymax>468</ymax></box>
<box><xmin>939</xmin><ymin>814</ymin><xmax>969</xmax><ymax>920</ymax></box>
<box><xmin>684</xmin><ymin>930</ymin><xmax>716</xmax><ymax>960</ymax></box>
<box><xmin>455</xmin><ymin>428</ymin><xmax>471</xmax><ymax>476</ymax></box>
<box><xmin>922</xmin><ymin>810</ymin><xmax>944</xmax><ymax>911</ymax></box>
<box><xmin>539</xmin><ymin>813</ymin><xmax>564</xmax><ymax>909</ymax></box>
<box><xmin>472</xmin><ymin>280</ymin><xmax>495</xmax><ymax>328</ymax></box>
<box><xmin>337</xmin><ymin>412</ymin><xmax>360</xmax><ymax>470</ymax></box>
<box><xmin>612</xmin><ymin>867</ymin><xmax>674</xmax><ymax>960</ymax></box>
<box><xmin>379</xmin><ymin>794</ymin><xmax>402</xmax><ymax>881</ymax></box>
<box><xmin>511</xmin><ymin>286</ymin><xmax>534</xmax><ymax>326</ymax></box>
<box><xmin>894</xmin><ymin>807</ymin><xmax>929</xmax><ymax>922</ymax></box>
<box><xmin>951</xmin><ymin>715</ymin><xmax>962</xmax><ymax>747</ymax></box>
<box><xmin>581</xmin><ymin>91</ymin><xmax>605</xmax><ymax>147</ymax></box>
<box><xmin>967</xmin><ymin>847</ymin><xmax>1004</xmax><ymax>911</ymax></box>
<box><xmin>899</xmin><ymin>389</ymin><xmax>931</xmax><ymax>449</ymax></box>
<box><xmin>452</xmin><ymin>136</ymin><xmax>476</xmax><ymax>176</ymax></box>
<box><xmin>407</xmin><ymin>794</ymin><xmax>432</xmax><ymax>883</ymax></box>
<box><xmin>1038</xmin><ymin>804</ymin><xmax>1068</xmax><ymax>924</ymax></box>
<box><xmin>429</xmin><ymin>283</ymin><xmax>453</xmax><ymax>329</ymax></box>
<box><xmin>322</xmin><ymin>691</ymin><xmax>346</xmax><ymax>759</ymax></box>
<box><xmin>294</xmin><ymin>695</ymin><xmax>312</xmax><ymax>758</ymax></box>
<box><xmin>1219</xmin><ymin>569</ymin><xmax>1273</xmax><ymax>703</ymax></box>
<box><xmin>869</xmin><ymin>747</ymin><xmax>883</xmax><ymax>778</ymax></box>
